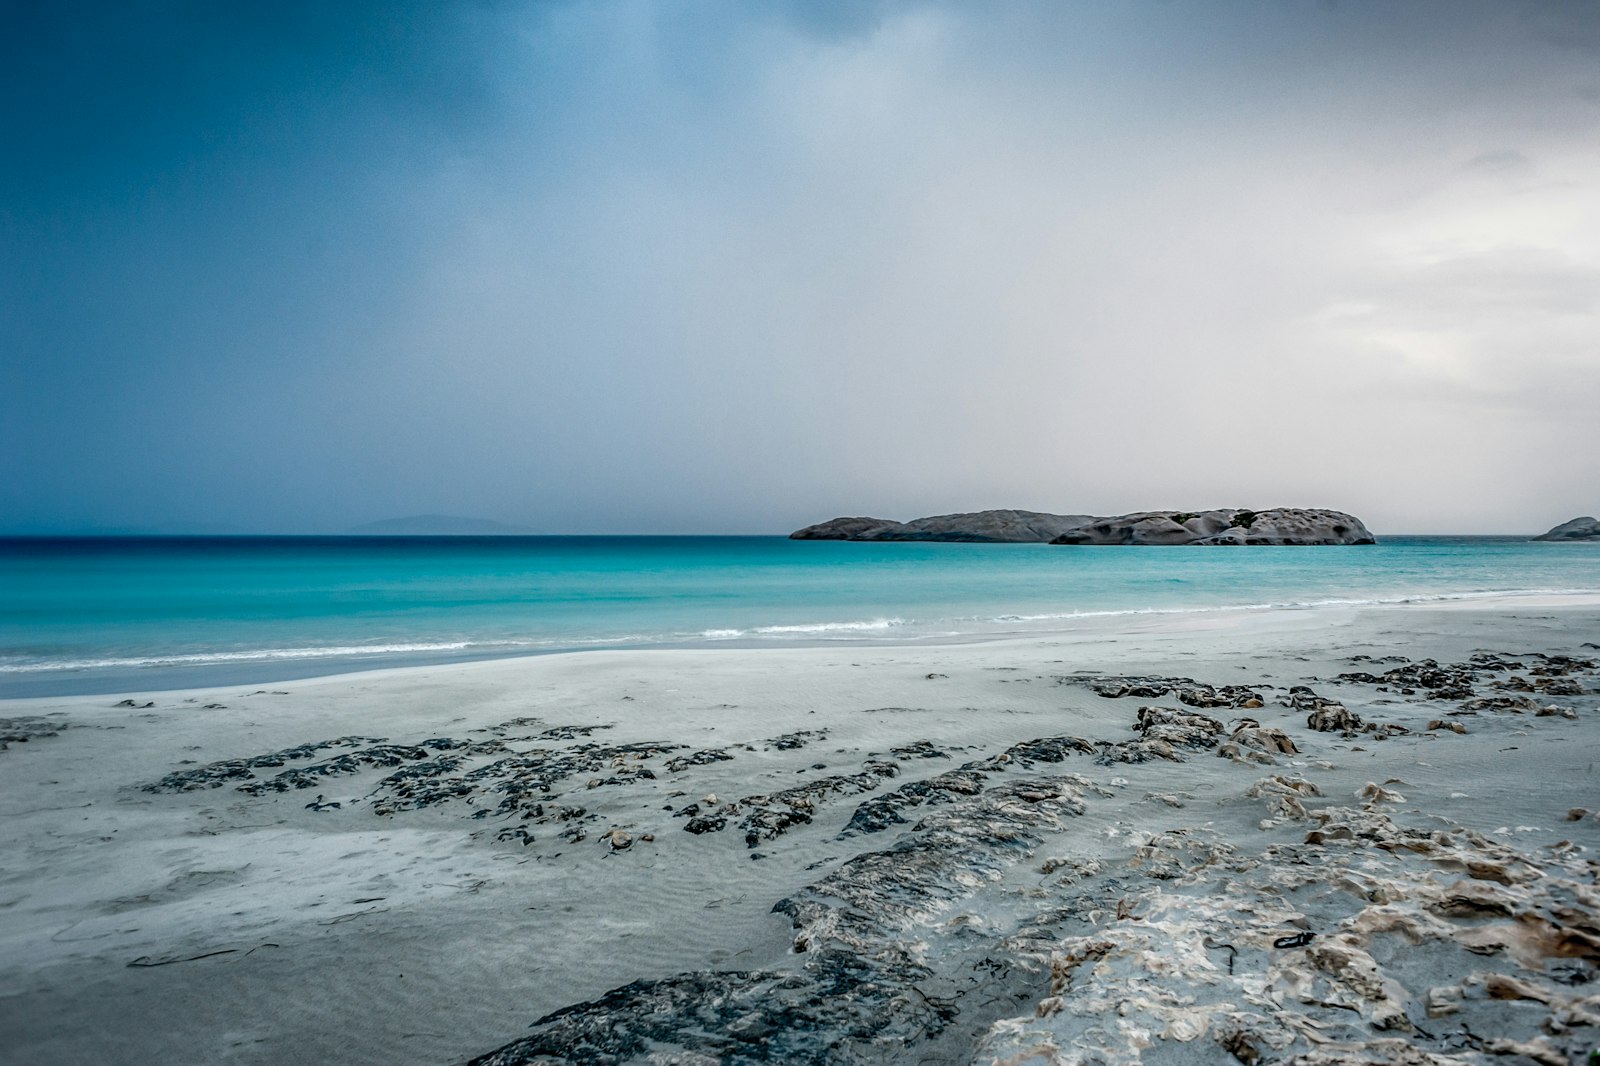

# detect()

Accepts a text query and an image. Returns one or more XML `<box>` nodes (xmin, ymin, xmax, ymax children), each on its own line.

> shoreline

<box><xmin>7</xmin><ymin>588</ymin><xmax>1600</xmax><ymax>702</ymax></box>
<box><xmin>3</xmin><ymin>601</ymin><xmax>1598</xmax><ymax>1064</ymax></box>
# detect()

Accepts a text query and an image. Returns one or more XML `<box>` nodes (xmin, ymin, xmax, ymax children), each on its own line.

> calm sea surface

<box><xmin>2</xmin><ymin>535</ymin><xmax>1596</xmax><ymax>697</ymax></box>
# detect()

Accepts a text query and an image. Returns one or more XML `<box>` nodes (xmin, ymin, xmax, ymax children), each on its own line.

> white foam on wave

<box><xmin>693</xmin><ymin>587</ymin><xmax>1596</xmax><ymax>644</ymax></box>
<box><xmin>755</xmin><ymin>617</ymin><xmax>908</xmax><ymax>635</ymax></box>
<box><xmin>0</xmin><ymin>637</ymin><xmax>625</xmax><ymax>673</ymax></box>
<box><xmin>972</xmin><ymin>586</ymin><xmax>1600</xmax><ymax>626</ymax></box>
<box><xmin>8</xmin><ymin>588</ymin><xmax>1597</xmax><ymax>677</ymax></box>
<box><xmin>700</xmin><ymin>617</ymin><xmax>907</xmax><ymax>640</ymax></box>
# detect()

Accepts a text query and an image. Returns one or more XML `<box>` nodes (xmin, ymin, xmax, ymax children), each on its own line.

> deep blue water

<box><xmin>2</xmin><ymin>535</ymin><xmax>1596</xmax><ymax>697</ymax></box>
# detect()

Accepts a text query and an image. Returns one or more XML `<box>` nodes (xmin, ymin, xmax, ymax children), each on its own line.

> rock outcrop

<box><xmin>790</xmin><ymin>509</ymin><xmax>1095</xmax><ymax>542</ymax></box>
<box><xmin>1534</xmin><ymin>515</ymin><xmax>1600</xmax><ymax>541</ymax></box>
<box><xmin>793</xmin><ymin>507</ymin><xmax>1372</xmax><ymax>545</ymax></box>
<box><xmin>1051</xmin><ymin>508</ymin><xmax>1374</xmax><ymax>546</ymax></box>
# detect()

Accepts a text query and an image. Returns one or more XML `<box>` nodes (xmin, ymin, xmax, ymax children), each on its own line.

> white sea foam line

<box><xmin>700</xmin><ymin>617</ymin><xmax>908</xmax><ymax>639</ymax></box>
<box><xmin>6</xmin><ymin>587</ymin><xmax>1597</xmax><ymax>674</ymax></box>
<box><xmin>966</xmin><ymin>587</ymin><xmax>1600</xmax><ymax>624</ymax></box>
<box><xmin>0</xmin><ymin>636</ymin><xmax>641</xmax><ymax>673</ymax></box>
<box><xmin>753</xmin><ymin>617</ymin><xmax>907</xmax><ymax>634</ymax></box>
<box><xmin>697</xmin><ymin>588</ymin><xmax>1600</xmax><ymax>642</ymax></box>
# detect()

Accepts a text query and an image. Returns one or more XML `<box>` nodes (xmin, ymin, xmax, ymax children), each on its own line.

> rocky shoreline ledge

<box><xmin>466</xmin><ymin>648</ymin><xmax>1600</xmax><ymax>1064</ymax></box>
<box><xmin>792</xmin><ymin>507</ymin><xmax>1376</xmax><ymax>545</ymax></box>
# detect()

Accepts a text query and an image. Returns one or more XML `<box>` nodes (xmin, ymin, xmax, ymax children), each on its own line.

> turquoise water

<box><xmin>2</xmin><ymin>535</ymin><xmax>1596</xmax><ymax>697</ymax></box>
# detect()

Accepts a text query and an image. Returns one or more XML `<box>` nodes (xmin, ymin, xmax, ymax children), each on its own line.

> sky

<box><xmin>3</xmin><ymin>0</ymin><xmax>1598</xmax><ymax>535</ymax></box>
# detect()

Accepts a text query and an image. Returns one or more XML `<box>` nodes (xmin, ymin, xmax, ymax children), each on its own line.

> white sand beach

<box><xmin>3</xmin><ymin>600</ymin><xmax>1598</xmax><ymax>1065</ymax></box>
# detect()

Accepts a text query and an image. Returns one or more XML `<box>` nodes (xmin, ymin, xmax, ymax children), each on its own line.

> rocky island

<box><xmin>792</xmin><ymin>507</ymin><xmax>1375</xmax><ymax>545</ymax></box>
<box><xmin>1534</xmin><ymin>516</ymin><xmax>1600</xmax><ymax>541</ymax></box>
<box><xmin>789</xmin><ymin>509</ymin><xmax>1095</xmax><ymax>542</ymax></box>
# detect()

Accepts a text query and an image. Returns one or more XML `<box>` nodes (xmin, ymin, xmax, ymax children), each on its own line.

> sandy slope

<box><xmin>1</xmin><ymin>601</ymin><xmax>1597</xmax><ymax>1065</ymax></box>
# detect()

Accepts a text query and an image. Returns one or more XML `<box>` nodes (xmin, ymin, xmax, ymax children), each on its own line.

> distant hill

<box><xmin>1533</xmin><ymin>516</ymin><xmax>1600</xmax><ymax>541</ymax></box>
<box><xmin>343</xmin><ymin>514</ymin><xmax>538</xmax><ymax>535</ymax></box>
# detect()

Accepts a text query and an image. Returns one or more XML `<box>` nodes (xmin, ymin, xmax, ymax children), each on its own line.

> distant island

<box><xmin>344</xmin><ymin>514</ymin><xmax>538</xmax><ymax>535</ymax></box>
<box><xmin>791</xmin><ymin>507</ymin><xmax>1375</xmax><ymax>545</ymax></box>
<box><xmin>1534</xmin><ymin>516</ymin><xmax>1600</xmax><ymax>541</ymax></box>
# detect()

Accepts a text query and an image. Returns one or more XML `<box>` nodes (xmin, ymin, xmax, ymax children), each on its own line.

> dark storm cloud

<box><xmin>1</xmin><ymin>2</ymin><xmax>509</xmax><ymax>204</ymax></box>
<box><xmin>4</xmin><ymin>1</ymin><xmax>1599</xmax><ymax>534</ymax></box>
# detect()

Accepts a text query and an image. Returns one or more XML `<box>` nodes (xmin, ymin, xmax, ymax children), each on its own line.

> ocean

<box><xmin>2</xmin><ymin>534</ymin><xmax>1595</xmax><ymax>697</ymax></box>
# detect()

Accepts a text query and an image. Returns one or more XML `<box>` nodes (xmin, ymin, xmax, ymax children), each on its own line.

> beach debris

<box><xmin>1365</xmin><ymin>659</ymin><xmax>1478</xmax><ymax>700</ymax></box>
<box><xmin>888</xmin><ymin>739</ymin><xmax>950</xmax><ymax>760</ymax></box>
<box><xmin>535</xmin><ymin>724</ymin><xmax>612</xmax><ymax>741</ymax></box>
<box><xmin>766</xmin><ymin>729</ymin><xmax>827</xmax><ymax>750</ymax></box>
<box><xmin>114</xmin><ymin>699</ymin><xmax>156</xmax><ymax>708</ymax></box>
<box><xmin>1306</xmin><ymin>702</ymin><xmax>1363</xmax><ymax>734</ymax></box>
<box><xmin>0</xmin><ymin>716</ymin><xmax>66</xmax><ymax>752</ymax></box>
<box><xmin>1529</xmin><ymin>652</ymin><xmax>1598</xmax><ymax>674</ymax></box>
<box><xmin>238</xmin><ymin>743</ymin><xmax>445</xmax><ymax>794</ymax></box>
<box><xmin>368</xmin><ymin>756</ymin><xmax>478</xmax><ymax>811</ymax></box>
<box><xmin>681</xmin><ymin>813</ymin><xmax>726</xmax><ymax>834</ymax></box>
<box><xmin>1134</xmin><ymin>704</ymin><xmax>1227</xmax><ymax>750</ymax></box>
<box><xmin>1246</xmin><ymin>775</ymin><xmax>1322</xmax><ymax>821</ymax></box>
<box><xmin>1204</xmin><ymin>936</ymin><xmax>1240</xmax><ymax>975</ymax></box>
<box><xmin>1532</xmin><ymin>677</ymin><xmax>1586</xmax><ymax>696</ymax></box>
<box><xmin>1065</xmin><ymin>674</ymin><xmax>1265</xmax><ymax>708</ymax></box>
<box><xmin>1356</xmin><ymin>781</ymin><xmax>1406</xmax><ymax>806</ymax></box>
<box><xmin>141</xmin><ymin>735</ymin><xmax>387</xmax><ymax>791</ymax></box>
<box><xmin>731</xmin><ymin>759</ymin><xmax>901</xmax><ymax>847</ymax></box>
<box><xmin>1083</xmin><ymin>675</ymin><xmax>1181</xmax><ymax>699</ymax></box>
<box><xmin>1178</xmin><ymin>684</ymin><xmax>1265</xmax><ymax>709</ymax></box>
<box><xmin>1217</xmin><ymin>1026</ymin><xmax>1261</xmax><ymax>1064</ymax></box>
<box><xmin>1218</xmin><ymin>718</ymin><xmax>1300</xmax><ymax>764</ymax></box>
<box><xmin>1128</xmin><ymin>826</ymin><xmax>1238</xmax><ymax>880</ymax></box>
<box><xmin>1144</xmin><ymin>791</ymin><xmax>1188</xmax><ymax>808</ymax></box>
<box><xmin>495</xmin><ymin>826</ymin><xmax>535</xmax><ymax>846</ymax></box>
<box><xmin>990</xmin><ymin>734</ymin><xmax>1099</xmax><ymax>766</ymax></box>
<box><xmin>1334</xmin><ymin>652</ymin><xmax>1596</xmax><ymax>706</ymax></box>
<box><xmin>374</xmin><ymin>740</ymin><xmax>681</xmax><ymax>821</ymax></box>
<box><xmin>663</xmin><ymin>748</ymin><xmax>734</xmax><ymax>772</ymax></box>
<box><xmin>1460</xmin><ymin>694</ymin><xmax>1541</xmax><ymax>714</ymax></box>
<box><xmin>839</xmin><ymin>767</ymin><xmax>988</xmax><ymax>836</ymax></box>
<box><xmin>1286</xmin><ymin>685</ymin><xmax>1345</xmax><ymax>712</ymax></box>
<box><xmin>1363</xmin><ymin>721</ymin><xmax>1411</xmax><ymax>739</ymax></box>
<box><xmin>471</xmin><ymin>716</ymin><xmax>543</xmax><ymax>735</ymax></box>
<box><xmin>1288</xmin><ymin>687</ymin><xmax>1369</xmax><ymax>734</ymax></box>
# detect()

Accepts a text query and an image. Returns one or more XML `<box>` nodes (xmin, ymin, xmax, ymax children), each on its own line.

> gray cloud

<box><xmin>4</xmin><ymin>1</ymin><xmax>1599</xmax><ymax>534</ymax></box>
